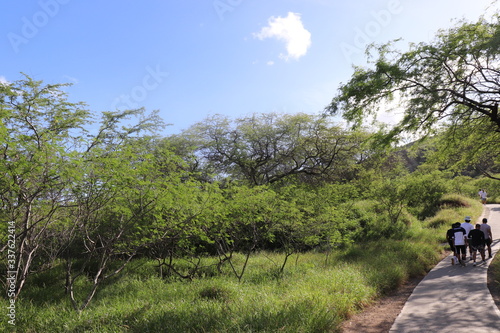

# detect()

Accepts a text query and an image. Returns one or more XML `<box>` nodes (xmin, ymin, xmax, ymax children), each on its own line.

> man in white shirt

<box><xmin>461</xmin><ymin>216</ymin><xmax>474</xmax><ymax>260</ymax></box>
<box><xmin>479</xmin><ymin>189</ymin><xmax>487</xmax><ymax>204</ymax></box>
<box><xmin>451</xmin><ymin>223</ymin><xmax>468</xmax><ymax>266</ymax></box>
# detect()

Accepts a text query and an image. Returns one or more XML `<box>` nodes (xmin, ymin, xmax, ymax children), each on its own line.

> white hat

<box><xmin>465</xmin><ymin>216</ymin><xmax>471</xmax><ymax>221</ymax></box>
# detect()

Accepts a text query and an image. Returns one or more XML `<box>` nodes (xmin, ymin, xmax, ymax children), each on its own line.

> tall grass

<box><xmin>488</xmin><ymin>252</ymin><xmax>500</xmax><ymax>308</ymax></box>
<box><xmin>424</xmin><ymin>194</ymin><xmax>483</xmax><ymax>232</ymax></box>
<box><xmin>0</xmin><ymin>245</ymin><xmax>433</xmax><ymax>333</ymax></box>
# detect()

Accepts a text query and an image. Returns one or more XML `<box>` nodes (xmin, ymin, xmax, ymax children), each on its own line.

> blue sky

<box><xmin>1</xmin><ymin>0</ymin><xmax>498</xmax><ymax>135</ymax></box>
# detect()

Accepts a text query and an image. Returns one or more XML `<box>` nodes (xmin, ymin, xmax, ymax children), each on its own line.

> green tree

<box><xmin>328</xmin><ymin>15</ymin><xmax>500</xmax><ymax>134</ymax></box>
<box><xmin>207</xmin><ymin>185</ymin><xmax>280</xmax><ymax>281</ymax></box>
<box><xmin>326</xmin><ymin>14</ymin><xmax>500</xmax><ymax>177</ymax></box>
<box><xmin>428</xmin><ymin>119</ymin><xmax>500</xmax><ymax>180</ymax></box>
<box><xmin>181</xmin><ymin>113</ymin><xmax>365</xmax><ymax>185</ymax></box>
<box><xmin>62</xmin><ymin>109</ymin><xmax>167</xmax><ymax>311</ymax></box>
<box><xmin>65</xmin><ymin>137</ymin><xmax>174</xmax><ymax>311</ymax></box>
<box><xmin>0</xmin><ymin>74</ymin><xmax>166</xmax><ymax>303</ymax></box>
<box><xmin>148</xmin><ymin>181</ymin><xmax>225</xmax><ymax>280</ymax></box>
<box><xmin>0</xmin><ymin>75</ymin><xmax>89</xmax><ymax>298</ymax></box>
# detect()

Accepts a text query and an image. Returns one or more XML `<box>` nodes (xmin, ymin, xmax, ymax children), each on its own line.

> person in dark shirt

<box><xmin>468</xmin><ymin>224</ymin><xmax>486</xmax><ymax>266</ymax></box>
<box><xmin>446</xmin><ymin>223</ymin><xmax>458</xmax><ymax>264</ymax></box>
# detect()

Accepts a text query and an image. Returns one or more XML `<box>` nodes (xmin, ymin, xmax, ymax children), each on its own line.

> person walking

<box><xmin>468</xmin><ymin>224</ymin><xmax>486</xmax><ymax>266</ymax></box>
<box><xmin>446</xmin><ymin>223</ymin><xmax>458</xmax><ymax>264</ymax></box>
<box><xmin>479</xmin><ymin>189</ymin><xmax>488</xmax><ymax>204</ymax></box>
<box><xmin>480</xmin><ymin>218</ymin><xmax>493</xmax><ymax>259</ymax></box>
<box><xmin>461</xmin><ymin>216</ymin><xmax>474</xmax><ymax>260</ymax></box>
<box><xmin>447</xmin><ymin>222</ymin><xmax>468</xmax><ymax>266</ymax></box>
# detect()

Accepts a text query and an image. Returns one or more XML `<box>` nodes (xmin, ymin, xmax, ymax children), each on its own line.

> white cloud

<box><xmin>63</xmin><ymin>75</ymin><xmax>79</xmax><ymax>84</ymax></box>
<box><xmin>0</xmin><ymin>76</ymin><xmax>8</xmax><ymax>85</ymax></box>
<box><xmin>267</xmin><ymin>60</ymin><xmax>275</xmax><ymax>66</ymax></box>
<box><xmin>254</xmin><ymin>12</ymin><xmax>311</xmax><ymax>61</ymax></box>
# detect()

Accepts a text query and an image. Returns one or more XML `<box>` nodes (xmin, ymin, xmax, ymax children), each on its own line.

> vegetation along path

<box><xmin>390</xmin><ymin>204</ymin><xmax>500</xmax><ymax>333</ymax></box>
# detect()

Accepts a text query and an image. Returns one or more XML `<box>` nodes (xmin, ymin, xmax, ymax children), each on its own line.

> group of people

<box><xmin>478</xmin><ymin>189</ymin><xmax>488</xmax><ymax>204</ymax></box>
<box><xmin>446</xmin><ymin>216</ymin><xmax>493</xmax><ymax>266</ymax></box>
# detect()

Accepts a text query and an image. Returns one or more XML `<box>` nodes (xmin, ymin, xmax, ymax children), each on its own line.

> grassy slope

<box><xmin>488</xmin><ymin>247</ymin><xmax>500</xmax><ymax>309</ymax></box>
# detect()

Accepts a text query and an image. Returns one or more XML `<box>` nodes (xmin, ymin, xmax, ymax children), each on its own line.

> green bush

<box><xmin>425</xmin><ymin>194</ymin><xmax>482</xmax><ymax>232</ymax></box>
<box><xmin>347</xmin><ymin>200</ymin><xmax>410</xmax><ymax>241</ymax></box>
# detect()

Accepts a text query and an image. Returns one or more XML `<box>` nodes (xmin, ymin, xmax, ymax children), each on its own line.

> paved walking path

<box><xmin>390</xmin><ymin>204</ymin><xmax>500</xmax><ymax>333</ymax></box>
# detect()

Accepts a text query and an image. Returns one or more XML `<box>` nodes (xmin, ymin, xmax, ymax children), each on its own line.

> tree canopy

<box><xmin>326</xmin><ymin>14</ymin><xmax>500</xmax><ymax>179</ymax></box>
<box><xmin>326</xmin><ymin>15</ymin><xmax>500</xmax><ymax>138</ymax></box>
<box><xmin>172</xmin><ymin>113</ymin><xmax>370</xmax><ymax>186</ymax></box>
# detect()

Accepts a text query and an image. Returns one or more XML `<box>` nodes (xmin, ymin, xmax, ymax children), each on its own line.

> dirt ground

<box><xmin>340</xmin><ymin>276</ymin><xmax>423</xmax><ymax>333</ymax></box>
<box><xmin>340</xmin><ymin>256</ymin><xmax>500</xmax><ymax>333</ymax></box>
